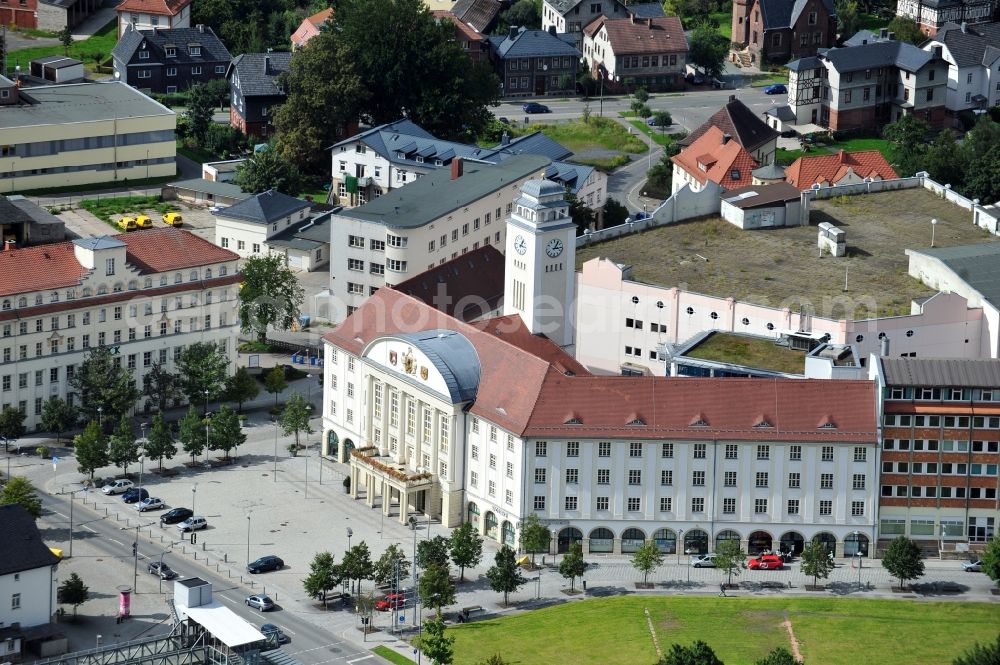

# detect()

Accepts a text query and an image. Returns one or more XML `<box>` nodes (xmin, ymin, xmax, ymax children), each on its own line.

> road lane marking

<box><xmin>277</xmin><ymin>625</ymin><xmax>296</xmax><ymax>635</ymax></box>
<box><xmin>346</xmin><ymin>657</ymin><xmax>374</xmax><ymax>664</ymax></box>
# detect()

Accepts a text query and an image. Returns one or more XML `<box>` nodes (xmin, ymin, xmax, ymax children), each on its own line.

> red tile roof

<box><xmin>433</xmin><ymin>10</ymin><xmax>487</xmax><ymax>44</ymax></box>
<box><xmin>116</xmin><ymin>0</ymin><xmax>191</xmax><ymax>17</ymax></box>
<box><xmin>306</xmin><ymin>7</ymin><xmax>333</xmax><ymax>26</ymax></box>
<box><xmin>391</xmin><ymin>245</ymin><xmax>505</xmax><ymax>321</ymax></box>
<box><xmin>0</xmin><ymin>228</ymin><xmax>238</xmax><ymax>297</ymax></box>
<box><xmin>784</xmin><ymin>150</ymin><xmax>898</xmax><ymax>190</ymax></box>
<box><xmin>679</xmin><ymin>96</ymin><xmax>778</xmax><ymax>153</ymax></box>
<box><xmin>671</xmin><ymin>125</ymin><xmax>759</xmax><ymax>190</ymax></box>
<box><xmin>324</xmin><ymin>289</ymin><xmax>877</xmax><ymax>441</ymax></box>
<box><xmin>585</xmin><ymin>15</ymin><xmax>687</xmax><ymax>55</ymax></box>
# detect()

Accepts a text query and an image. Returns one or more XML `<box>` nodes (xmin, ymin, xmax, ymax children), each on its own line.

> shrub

<box><xmin>36</xmin><ymin>446</ymin><xmax>49</xmax><ymax>458</ymax></box>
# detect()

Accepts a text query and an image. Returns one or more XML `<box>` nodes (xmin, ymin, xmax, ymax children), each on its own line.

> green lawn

<box><xmin>529</xmin><ymin>117</ymin><xmax>648</xmax><ymax>154</ymax></box>
<box><xmin>776</xmin><ymin>137</ymin><xmax>894</xmax><ymax>165</ymax></box>
<box><xmin>685</xmin><ymin>331</ymin><xmax>806</xmax><ymax>374</ymax></box>
<box><xmin>710</xmin><ymin>11</ymin><xmax>732</xmax><ymax>40</ymax></box>
<box><xmin>79</xmin><ymin>194</ymin><xmax>179</xmax><ymax>227</ymax></box>
<box><xmin>750</xmin><ymin>73</ymin><xmax>790</xmax><ymax>87</ymax></box>
<box><xmin>627</xmin><ymin>120</ymin><xmax>679</xmax><ymax>146</ymax></box>
<box><xmin>450</xmin><ymin>597</ymin><xmax>1000</xmax><ymax>665</ymax></box>
<box><xmin>371</xmin><ymin>646</ymin><xmax>416</xmax><ymax>665</ymax></box>
<box><xmin>5</xmin><ymin>19</ymin><xmax>117</xmax><ymax>73</ymax></box>
<box><xmin>176</xmin><ymin>142</ymin><xmax>219</xmax><ymax>165</ymax></box>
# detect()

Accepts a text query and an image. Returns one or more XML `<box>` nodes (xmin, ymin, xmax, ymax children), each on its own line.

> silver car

<box><xmin>691</xmin><ymin>554</ymin><xmax>717</xmax><ymax>568</ymax></box>
<box><xmin>246</xmin><ymin>594</ymin><xmax>275</xmax><ymax>611</ymax></box>
<box><xmin>963</xmin><ymin>559</ymin><xmax>982</xmax><ymax>572</ymax></box>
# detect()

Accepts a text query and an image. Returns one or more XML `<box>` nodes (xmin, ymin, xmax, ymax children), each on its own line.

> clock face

<box><xmin>545</xmin><ymin>238</ymin><xmax>563</xmax><ymax>258</ymax></box>
<box><xmin>514</xmin><ymin>235</ymin><xmax>527</xmax><ymax>255</ymax></box>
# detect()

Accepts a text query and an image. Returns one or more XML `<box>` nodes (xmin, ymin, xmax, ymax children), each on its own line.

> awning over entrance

<box><xmin>183</xmin><ymin>602</ymin><xmax>266</xmax><ymax>648</ymax></box>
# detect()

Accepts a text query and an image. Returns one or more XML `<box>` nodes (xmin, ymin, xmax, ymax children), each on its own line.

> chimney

<box><xmin>879</xmin><ymin>27</ymin><xmax>888</xmax><ymax>39</ymax></box>
<box><xmin>933</xmin><ymin>45</ymin><xmax>942</xmax><ymax>58</ymax></box>
<box><xmin>630</xmin><ymin>13</ymin><xmax>636</xmax><ymax>23</ymax></box>
<box><xmin>197</xmin><ymin>23</ymin><xmax>204</xmax><ymax>33</ymax></box>
<box><xmin>862</xmin><ymin>39</ymin><xmax>868</xmax><ymax>44</ymax></box>
<box><xmin>264</xmin><ymin>55</ymin><xmax>270</xmax><ymax>74</ymax></box>
<box><xmin>646</xmin><ymin>17</ymin><xmax>653</xmax><ymax>27</ymax></box>
<box><xmin>722</xmin><ymin>133</ymin><xmax>732</xmax><ymax>144</ymax></box>
<box><xmin>880</xmin><ymin>336</ymin><xmax>890</xmax><ymax>357</ymax></box>
<box><xmin>548</xmin><ymin>25</ymin><xmax>556</xmax><ymax>36</ymax></box>
<box><xmin>961</xmin><ymin>21</ymin><xmax>967</xmax><ymax>32</ymax></box>
<box><xmin>508</xmin><ymin>25</ymin><xmax>518</xmax><ymax>40</ymax></box>
<box><xmin>451</xmin><ymin>157</ymin><xmax>464</xmax><ymax>180</ymax></box>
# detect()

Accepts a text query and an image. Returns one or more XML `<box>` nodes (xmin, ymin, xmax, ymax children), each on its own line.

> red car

<box><xmin>748</xmin><ymin>555</ymin><xmax>784</xmax><ymax>570</ymax></box>
<box><xmin>375</xmin><ymin>593</ymin><xmax>405</xmax><ymax>611</ymax></box>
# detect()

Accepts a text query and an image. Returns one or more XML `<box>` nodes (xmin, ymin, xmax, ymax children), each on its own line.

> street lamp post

<box><xmin>599</xmin><ymin>70</ymin><xmax>605</xmax><ymax>117</ymax></box>
<box><xmin>97</xmin><ymin>406</ymin><xmax>103</xmax><ymax>430</ymax></box>
<box><xmin>247</xmin><ymin>513</ymin><xmax>252</xmax><ymax>566</ymax></box>
<box><xmin>204</xmin><ymin>412</ymin><xmax>211</xmax><ymax>456</ymax></box>
<box><xmin>191</xmin><ymin>483</ymin><xmax>197</xmax><ymax>515</ymax></box>
<box><xmin>272</xmin><ymin>416</ymin><xmax>279</xmax><ymax>483</ymax></box>
<box><xmin>409</xmin><ymin>517</ymin><xmax>418</xmax><ymax>626</ymax></box>
<box><xmin>676</xmin><ymin>529</ymin><xmax>684</xmax><ymax>566</ymax></box>
<box><xmin>854</xmin><ymin>530</ymin><xmax>863</xmax><ymax>590</ymax></box>
<box><xmin>931</xmin><ymin>218</ymin><xmax>938</xmax><ymax>247</ymax></box>
<box><xmin>347</xmin><ymin>527</ymin><xmax>353</xmax><ymax>551</ymax></box>
<box><xmin>138</xmin><ymin>423</ymin><xmax>148</xmax><ymax>494</ymax></box>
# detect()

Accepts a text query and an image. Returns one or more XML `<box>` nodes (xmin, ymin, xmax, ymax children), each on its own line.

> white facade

<box><xmin>581</xmin><ymin>19</ymin><xmax>687</xmax><ymax>82</ymax></box>
<box><xmin>542</xmin><ymin>0</ymin><xmax>628</xmax><ymax>38</ymax></box>
<box><xmin>0</xmin><ymin>565</ymin><xmax>57</xmax><ymax>630</ymax></box>
<box><xmin>118</xmin><ymin>4</ymin><xmax>191</xmax><ymax>37</ymax></box>
<box><xmin>214</xmin><ymin>206</ymin><xmax>311</xmax><ymax>259</ymax></box>
<box><xmin>922</xmin><ymin>38</ymin><xmax>1000</xmax><ymax>112</ymax></box>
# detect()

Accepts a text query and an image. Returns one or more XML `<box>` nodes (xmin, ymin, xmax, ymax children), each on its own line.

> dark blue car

<box><xmin>122</xmin><ymin>487</ymin><xmax>149</xmax><ymax>504</ymax></box>
<box><xmin>763</xmin><ymin>83</ymin><xmax>787</xmax><ymax>95</ymax></box>
<box><xmin>522</xmin><ymin>102</ymin><xmax>550</xmax><ymax>114</ymax></box>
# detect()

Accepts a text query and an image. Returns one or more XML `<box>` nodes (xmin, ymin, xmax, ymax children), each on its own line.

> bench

<box><xmin>461</xmin><ymin>605</ymin><xmax>483</xmax><ymax>614</ymax></box>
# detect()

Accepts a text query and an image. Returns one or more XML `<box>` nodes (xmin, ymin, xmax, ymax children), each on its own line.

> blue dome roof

<box><xmin>396</xmin><ymin>330</ymin><xmax>481</xmax><ymax>402</ymax></box>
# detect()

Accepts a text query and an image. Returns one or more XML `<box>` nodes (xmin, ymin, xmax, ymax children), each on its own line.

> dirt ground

<box><xmin>576</xmin><ymin>189</ymin><xmax>998</xmax><ymax>319</ymax></box>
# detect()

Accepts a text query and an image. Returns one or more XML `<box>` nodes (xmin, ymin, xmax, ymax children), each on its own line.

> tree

<box><xmin>882</xmin><ymin>535</ymin><xmax>925</xmax><ymax>589</ymax></box>
<box><xmin>418</xmin><ymin>562</ymin><xmax>456</xmax><ymax>616</ymax></box>
<box><xmin>107</xmin><ymin>414</ymin><xmax>139</xmax><ymax>477</ymax></box>
<box><xmin>519</xmin><ymin>513</ymin><xmax>550</xmax><ymax>568</ymax></box>
<box><xmin>208</xmin><ymin>405</ymin><xmax>246</xmax><ymax>460</ymax></box>
<box><xmin>281</xmin><ymin>392</ymin><xmax>313</xmax><ymax>447</ymax></box>
<box><xmin>954</xmin><ymin>635</ymin><xmax>1000</xmax><ymax>665</ymax></box>
<box><xmin>980</xmin><ymin>536</ymin><xmax>1000</xmax><ymax>588</ymax></box>
<box><xmin>604</xmin><ymin>196</ymin><xmax>629</xmax><ymax>227</ymax></box>
<box><xmin>58</xmin><ymin>572</ymin><xmax>89</xmax><ymax>618</ymax></box>
<box><xmin>756</xmin><ymin>647</ymin><xmax>799</xmax><ymax>665</ymax></box>
<box><xmin>714</xmin><ymin>539</ymin><xmax>747</xmax><ymax>586</ymax></box>
<box><xmin>965</xmin><ymin>146</ymin><xmax>1000</xmax><ymax>205</ymax></box>
<box><xmin>835</xmin><ymin>0</ymin><xmax>858</xmax><ymax>39</ymax></box>
<box><xmin>475</xmin><ymin>656</ymin><xmax>511</xmax><ymax>665</ymax></box>
<box><xmin>494</xmin><ymin>0</ymin><xmax>541</xmax><ymax>32</ymax></box>
<box><xmin>187</xmin><ymin>82</ymin><xmax>215</xmax><ymax>146</ymax></box>
<box><xmin>177</xmin><ymin>342</ymin><xmax>230</xmax><ymax>412</ymax></box>
<box><xmin>632</xmin><ymin>540</ymin><xmax>665</xmax><ymax>584</ymax></box>
<box><xmin>40</xmin><ymin>397</ymin><xmax>77</xmax><ymax>442</ymax></box>
<box><xmin>800</xmin><ymin>540</ymin><xmax>835</xmax><ymax>588</ymax></box>
<box><xmin>69</xmin><ymin>346</ymin><xmax>138</xmax><ymax>430</ymax></box>
<box><xmin>224</xmin><ymin>367</ymin><xmax>261</xmax><ymax>412</ymax></box>
<box><xmin>239</xmin><ymin>255</ymin><xmax>306</xmax><ymax>344</ymax></box>
<box><xmin>486</xmin><ymin>545</ymin><xmax>526</xmax><ymax>606</ymax></box>
<box><xmin>0</xmin><ymin>475</ymin><xmax>42</xmax><ymax>517</ymax></box>
<box><xmin>264</xmin><ymin>366</ymin><xmax>288</xmax><ymax>408</ymax></box>
<box><xmin>965</xmin><ymin>114</ymin><xmax>1000</xmax><ymax>159</ymax></box>
<box><xmin>633</xmin><ymin>87</ymin><xmax>650</xmax><ymax>105</ymax></box>
<box><xmin>142</xmin><ymin>362</ymin><xmax>182</xmax><ymax>414</ymax></box>
<box><xmin>421</xmin><ymin>615</ymin><xmax>455</xmax><ymax>665</ymax></box>
<box><xmin>341</xmin><ymin>542</ymin><xmax>374</xmax><ymax>595</ymax></box>
<box><xmin>566</xmin><ymin>191</ymin><xmax>595</xmax><ymax>235</ymax></box>
<box><xmin>886</xmin><ymin>16</ymin><xmax>925</xmax><ymax>44</ymax></box>
<box><xmin>373</xmin><ymin>544</ymin><xmax>409</xmax><ymax>590</ymax></box>
<box><xmin>658</xmin><ymin>641</ymin><xmax>724</xmax><ymax>665</ymax></box>
<box><xmin>924</xmin><ymin>128</ymin><xmax>967</xmax><ymax>186</ymax></box>
<box><xmin>559</xmin><ymin>543</ymin><xmax>587</xmax><ymax>592</ymax></box>
<box><xmin>303</xmin><ymin>551</ymin><xmax>342</xmax><ymax>608</ymax></box>
<box><xmin>688</xmin><ymin>22</ymin><xmax>729</xmax><ymax>79</ymax></box>
<box><xmin>144</xmin><ymin>413</ymin><xmax>176</xmax><ymax>470</ymax></box>
<box><xmin>73</xmin><ymin>421</ymin><xmax>108</xmax><ymax>481</ymax></box>
<box><xmin>651</xmin><ymin>110</ymin><xmax>673</xmax><ymax>129</ymax></box>
<box><xmin>233</xmin><ymin>149</ymin><xmax>303</xmax><ymax>196</ymax></box>
<box><xmin>449</xmin><ymin>521</ymin><xmax>483</xmax><ymax>582</ymax></box>
<box><xmin>178</xmin><ymin>406</ymin><xmax>207</xmax><ymax>463</ymax></box>
<box><xmin>645</xmin><ymin>142</ymin><xmax>683</xmax><ymax>198</ymax></box>
<box><xmin>882</xmin><ymin>114</ymin><xmax>930</xmax><ymax>176</ymax></box>
<box><xmin>0</xmin><ymin>406</ymin><xmax>27</xmax><ymax>445</ymax></box>
<box><xmin>57</xmin><ymin>25</ymin><xmax>73</xmax><ymax>55</ymax></box>
<box><xmin>417</xmin><ymin>535</ymin><xmax>451</xmax><ymax>569</ymax></box>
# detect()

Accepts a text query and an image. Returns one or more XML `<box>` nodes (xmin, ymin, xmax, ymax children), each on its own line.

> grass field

<box><xmin>522</xmin><ymin>117</ymin><xmax>648</xmax><ymax>155</ymax></box>
<box><xmin>710</xmin><ymin>11</ymin><xmax>731</xmax><ymax>39</ymax></box>
<box><xmin>576</xmin><ymin>188</ymin><xmax>998</xmax><ymax>318</ymax></box>
<box><xmin>450</xmin><ymin>596</ymin><xmax>1000</xmax><ymax>665</ymax></box>
<box><xmin>372</xmin><ymin>646</ymin><xmax>415</xmax><ymax>664</ymax></box>
<box><xmin>6</xmin><ymin>19</ymin><xmax>117</xmax><ymax>73</ymax></box>
<box><xmin>776</xmin><ymin>138</ymin><xmax>894</xmax><ymax>165</ymax></box>
<box><xmin>79</xmin><ymin>195</ymin><xmax>179</xmax><ymax>228</ymax></box>
<box><xmin>685</xmin><ymin>331</ymin><xmax>806</xmax><ymax>373</ymax></box>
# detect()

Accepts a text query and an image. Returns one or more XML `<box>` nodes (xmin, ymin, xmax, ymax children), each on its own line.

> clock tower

<box><xmin>503</xmin><ymin>179</ymin><xmax>576</xmax><ymax>348</ymax></box>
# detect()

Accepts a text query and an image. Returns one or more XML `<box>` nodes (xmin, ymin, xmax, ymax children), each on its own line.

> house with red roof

<box><xmin>116</xmin><ymin>0</ymin><xmax>192</xmax><ymax>37</ymax></box>
<box><xmin>291</xmin><ymin>7</ymin><xmax>333</xmax><ymax>50</ymax></box>
<box><xmin>784</xmin><ymin>150</ymin><xmax>898</xmax><ymax>190</ymax></box>
<box><xmin>670</xmin><ymin>125</ymin><xmax>760</xmax><ymax>195</ymax></box>
<box><xmin>0</xmin><ymin>228</ymin><xmax>239</xmax><ymax>431</ymax></box>
<box><xmin>582</xmin><ymin>15</ymin><xmax>688</xmax><ymax>91</ymax></box>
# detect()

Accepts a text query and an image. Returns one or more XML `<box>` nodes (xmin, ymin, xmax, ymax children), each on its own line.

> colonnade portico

<box><xmin>349</xmin><ymin>449</ymin><xmax>439</xmax><ymax>526</ymax></box>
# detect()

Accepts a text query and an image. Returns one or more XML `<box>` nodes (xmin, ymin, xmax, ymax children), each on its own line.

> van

<box><xmin>162</xmin><ymin>212</ymin><xmax>183</xmax><ymax>226</ymax></box>
<box><xmin>118</xmin><ymin>217</ymin><xmax>137</xmax><ymax>231</ymax></box>
<box><xmin>135</xmin><ymin>215</ymin><xmax>153</xmax><ymax>229</ymax></box>
<box><xmin>177</xmin><ymin>516</ymin><xmax>207</xmax><ymax>532</ymax></box>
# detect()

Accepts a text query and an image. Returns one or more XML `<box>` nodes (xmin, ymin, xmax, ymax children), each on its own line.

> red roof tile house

<box><xmin>582</xmin><ymin>15</ymin><xmax>688</xmax><ymax>91</ymax></box>
<box><xmin>432</xmin><ymin>10</ymin><xmax>490</xmax><ymax>62</ymax></box>
<box><xmin>116</xmin><ymin>0</ymin><xmax>192</xmax><ymax>37</ymax></box>
<box><xmin>785</xmin><ymin>150</ymin><xmax>898</xmax><ymax>189</ymax></box>
<box><xmin>670</xmin><ymin>125</ymin><xmax>760</xmax><ymax>195</ymax></box>
<box><xmin>291</xmin><ymin>7</ymin><xmax>333</xmax><ymax>50</ymax></box>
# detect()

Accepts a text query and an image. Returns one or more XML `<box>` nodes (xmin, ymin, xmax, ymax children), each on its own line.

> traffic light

<box><xmin>132</xmin><ymin>542</ymin><xmax>137</xmax><ymax>556</ymax></box>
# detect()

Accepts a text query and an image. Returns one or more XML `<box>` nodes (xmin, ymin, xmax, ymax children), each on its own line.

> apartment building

<box><xmin>116</xmin><ymin>0</ymin><xmax>192</xmax><ymax>38</ymax></box>
<box><xmin>730</xmin><ymin>0</ymin><xmax>837</xmax><ymax>65</ymax></box>
<box><xmin>922</xmin><ymin>21</ymin><xmax>1000</xmax><ymax>114</ymax></box>
<box><xmin>896</xmin><ymin>0</ymin><xmax>996</xmax><ymax>36</ymax></box>
<box><xmin>0</xmin><ymin>228</ymin><xmax>239</xmax><ymax>430</ymax></box>
<box><xmin>328</xmin><ymin>154</ymin><xmax>550</xmax><ymax>320</ymax></box>
<box><xmin>542</xmin><ymin>0</ymin><xmax>664</xmax><ymax>46</ymax></box>
<box><xmin>582</xmin><ymin>15</ymin><xmax>688</xmax><ymax>91</ymax></box>
<box><xmin>871</xmin><ymin>356</ymin><xmax>1000</xmax><ymax>551</ymax></box>
<box><xmin>0</xmin><ymin>80</ymin><xmax>176</xmax><ymax>193</ymax></box>
<box><xmin>487</xmin><ymin>26</ymin><xmax>581</xmax><ymax>97</ymax></box>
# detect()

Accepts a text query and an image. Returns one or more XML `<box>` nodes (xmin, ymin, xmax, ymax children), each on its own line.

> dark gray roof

<box><xmin>912</xmin><ymin>242</ymin><xmax>1000</xmax><ymax>310</ymax></box>
<box><xmin>759</xmin><ymin>0</ymin><xmax>834</xmax><ymax>30</ymax></box>
<box><xmin>266</xmin><ymin>213</ymin><xmax>332</xmax><ymax>251</ymax></box>
<box><xmin>168</xmin><ymin>178</ymin><xmax>249</xmax><ymax>199</ymax></box>
<box><xmin>338</xmin><ymin>154</ymin><xmax>551</xmax><ymax>229</ymax></box>
<box><xmin>329</xmin><ymin>118</ymin><xmax>494</xmax><ymax>166</ymax></box>
<box><xmin>680</xmin><ymin>96</ymin><xmax>778</xmax><ymax>152</ymax></box>
<box><xmin>628</xmin><ymin>3</ymin><xmax>666</xmax><ymax>18</ymax></box>
<box><xmin>0</xmin><ymin>195</ymin><xmax>34</xmax><ymax>224</ymax></box>
<box><xmin>492</xmin><ymin>130</ymin><xmax>573</xmax><ymax>160</ymax></box>
<box><xmin>0</xmin><ymin>505</ymin><xmax>60</xmax><ymax>576</ymax></box>
<box><xmin>0</xmin><ymin>81</ymin><xmax>172</xmax><ymax>128</ymax></box>
<box><xmin>488</xmin><ymin>27</ymin><xmax>581</xmax><ymax>59</ymax></box>
<box><xmin>112</xmin><ymin>25</ymin><xmax>231</xmax><ymax>66</ymax></box>
<box><xmin>31</xmin><ymin>55</ymin><xmax>82</xmax><ymax>68</ymax></box>
<box><xmin>218</xmin><ymin>189</ymin><xmax>311</xmax><ymax>224</ymax></box>
<box><xmin>820</xmin><ymin>39</ymin><xmax>937</xmax><ymax>73</ymax></box>
<box><xmin>396</xmin><ymin>329</ymin><xmax>481</xmax><ymax>402</ymax></box>
<box><xmin>751</xmin><ymin>161</ymin><xmax>788</xmax><ymax>179</ymax></box>
<box><xmin>723</xmin><ymin>182</ymin><xmax>800</xmax><ymax>208</ymax></box>
<box><xmin>541</xmin><ymin>161</ymin><xmax>594</xmax><ymax>194</ymax></box>
<box><xmin>74</xmin><ymin>237</ymin><xmax>126</xmax><ymax>250</ymax></box>
<box><xmin>226</xmin><ymin>52</ymin><xmax>293</xmax><ymax>98</ymax></box>
<box><xmin>844</xmin><ymin>29</ymin><xmax>880</xmax><ymax>46</ymax></box>
<box><xmin>764</xmin><ymin>104</ymin><xmax>796</xmax><ymax>121</ymax></box>
<box><xmin>786</xmin><ymin>55</ymin><xmax>823</xmax><ymax>71</ymax></box>
<box><xmin>546</xmin><ymin>0</ymin><xmax>584</xmax><ymax>15</ymax></box>
<box><xmin>932</xmin><ymin>21</ymin><xmax>1000</xmax><ymax>68</ymax></box>
<box><xmin>880</xmin><ymin>357</ymin><xmax>1000</xmax><ymax>388</ymax></box>
<box><xmin>451</xmin><ymin>0</ymin><xmax>503</xmax><ymax>32</ymax></box>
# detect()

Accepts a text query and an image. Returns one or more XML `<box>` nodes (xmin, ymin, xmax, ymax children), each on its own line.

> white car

<box><xmin>177</xmin><ymin>516</ymin><xmax>207</xmax><ymax>532</ymax></box>
<box><xmin>101</xmin><ymin>479</ymin><xmax>134</xmax><ymax>495</ymax></box>
<box><xmin>136</xmin><ymin>497</ymin><xmax>165</xmax><ymax>512</ymax></box>
<box><xmin>963</xmin><ymin>559</ymin><xmax>983</xmax><ymax>572</ymax></box>
<box><xmin>691</xmin><ymin>554</ymin><xmax>717</xmax><ymax>568</ymax></box>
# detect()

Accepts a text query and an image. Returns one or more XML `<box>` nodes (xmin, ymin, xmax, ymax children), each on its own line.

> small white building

<box><xmin>922</xmin><ymin>21</ymin><xmax>1000</xmax><ymax>114</ymax></box>
<box><xmin>720</xmin><ymin>182</ymin><xmax>804</xmax><ymax>229</ymax></box>
<box><xmin>214</xmin><ymin>190</ymin><xmax>329</xmax><ymax>270</ymax></box>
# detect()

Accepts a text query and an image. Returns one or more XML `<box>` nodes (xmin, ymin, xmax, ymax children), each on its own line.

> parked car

<box><xmin>375</xmin><ymin>593</ymin><xmax>406</xmax><ymax>611</ymax></box>
<box><xmin>248</xmin><ymin>555</ymin><xmax>284</xmax><ymax>574</ymax></box>
<box><xmin>135</xmin><ymin>215</ymin><xmax>153</xmax><ymax>229</ymax></box>
<box><xmin>261</xmin><ymin>623</ymin><xmax>290</xmax><ymax>646</ymax></box>
<box><xmin>136</xmin><ymin>497</ymin><xmax>165</xmax><ymax>512</ymax></box>
<box><xmin>246</xmin><ymin>594</ymin><xmax>275</xmax><ymax>611</ymax></box>
<box><xmin>102</xmin><ymin>479</ymin><xmax>134</xmax><ymax>495</ymax></box>
<box><xmin>522</xmin><ymin>102</ymin><xmax>550</xmax><ymax>114</ymax></box>
<box><xmin>162</xmin><ymin>212</ymin><xmax>183</xmax><ymax>226</ymax></box>
<box><xmin>160</xmin><ymin>507</ymin><xmax>193</xmax><ymax>525</ymax></box>
<box><xmin>748</xmin><ymin>554</ymin><xmax>784</xmax><ymax>570</ymax></box>
<box><xmin>148</xmin><ymin>561</ymin><xmax>177</xmax><ymax>580</ymax></box>
<box><xmin>780</xmin><ymin>128</ymin><xmax>798</xmax><ymax>138</ymax></box>
<box><xmin>647</xmin><ymin>116</ymin><xmax>668</xmax><ymax>127</ymax></box>
<box><xmin>117</xmin><ymin>217</ymin><xmax>137</xmax><ymax>232</ymax></box>
<box><xmin>498</xmin><ymin>117</ymin><xmax>511</xmax><ymax>125</ymax></box>
<box><xmin>121</xmin><ymin>487</ymin><xmax>149</xmax><ymax>504</ymax></box>
<box><xmin>208</xmin><ymin>205</ymin><xmax>227</xmax><ymax>214</ymax></box>
<box><xmin>686</xmin><ymin>72</ymin><xmax>705</xmax><ymax>85</ymax></box>
<box><xmin>963</xmin><ymin>559</ymin><xmax>983</xmax><ymax>572</ymax></box>
<box><xmin>691</xmin><ymin>554</ymin><xmax>717</xmax><ymax>568</ymax></box>
<box><xmin>763</xmin><ymin>83</ymin><xmax>787</xmax><ymax>95</ymax></box>
<box><xmin>177</xmin><ymin>516</ymin><xmax>207</xmax><ymax>533</ymax></box>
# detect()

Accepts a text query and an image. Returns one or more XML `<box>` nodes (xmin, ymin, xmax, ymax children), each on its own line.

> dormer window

<box><xmin>730</xmin><ymin>169</ymin><xmax>741</xmax><ymax>180</ymax></box>
<box><xmin>166</xmin><ymin>47</ymin><xmax>176</xmax><ymax>58</ymax></box>
<box><xmin>415</xmin><ymin>156</ymin><xmax>424</xmax><ymax>163</ymax></box>
<box><xmin>753</xmin><ymin>417</ymin><xmax>772</xmax><ymax>428</ymax></box>
<box><xmin>626</xmin><ymin>417</ymin><xmax>645</xmax><ymax>426</ymax></box>
<box><xmin>190</xmin><ymin>45</ymin><xmax>201</xmax><ymax>56</ymax></box>
<box><xmin>139</xmin><ymin>49</ymin><xmax>149</xmax><ymax>59</ymax></box>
